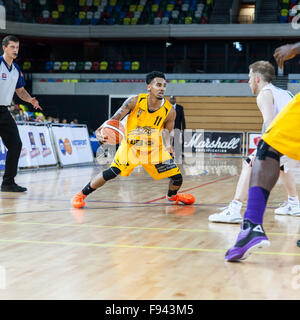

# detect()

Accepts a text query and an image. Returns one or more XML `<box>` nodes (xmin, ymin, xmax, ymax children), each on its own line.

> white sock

<box><xmin>231</xmin><ymin>200</ymin><xmax>243</xmax><ymax>212</ymax></box>
<box><xmin>288</xmin><ymin>195</ymin><xmax>299</xmax><ymax>205</ymax></box>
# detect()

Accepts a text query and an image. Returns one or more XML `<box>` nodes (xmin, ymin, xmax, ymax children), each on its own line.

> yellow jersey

<box><xmin>124</xmin><ymin>93</ymin><xmax>173</xmax><ymax>153</ymax></box>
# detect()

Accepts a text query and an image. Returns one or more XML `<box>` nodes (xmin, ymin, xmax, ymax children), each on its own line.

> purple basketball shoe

<box><xmin>225</xmin><ymin>219</ymin><xmax>270</xmax><ymax>262</ymax></box>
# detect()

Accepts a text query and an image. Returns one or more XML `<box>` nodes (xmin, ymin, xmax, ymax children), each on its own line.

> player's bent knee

<box><xmin>102</xmin><ymin>167</ymin><xmax>121</xmax><ymax>181</ymax></box>
<box><xmin>256</xmin><ymin>140</ymin><xmax>280</xmax><ymax>162</ymax></box>
<box><xmin>169</xmin><ymin>173</ymin><xmax>183</xmax><ymax>186</ymax></box>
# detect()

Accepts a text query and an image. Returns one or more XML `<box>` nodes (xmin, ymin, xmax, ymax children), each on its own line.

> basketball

<box><xmin>97</xmin><ymin>119</ymin><xmax>125</xmax><ymax>145</ymax></box>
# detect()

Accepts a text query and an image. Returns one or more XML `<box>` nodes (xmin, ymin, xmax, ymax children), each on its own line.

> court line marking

<box><xmin>0</xmin><ymin>204</ymin><xmax>180</xmax><ymax>216</ymax></box>
<box><xmin>0</xmin><ymin>220</ymin><xmax>298</xmax><ymax>237</ymax></box>
<box><xmin>0</xmin><ymin>237</ymin><xmax>299</xmax><ymax>257</ymax></box>
<box><xmin>145</xmin><ymin>175</ymin><xmax>237</xmax><ymax>203</ymax></box>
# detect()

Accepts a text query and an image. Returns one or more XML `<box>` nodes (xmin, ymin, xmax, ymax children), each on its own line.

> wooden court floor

<box><xmin>0</xmin><ymin>157</ymin><xmax>300</xmax><ymax>300</ymax></box>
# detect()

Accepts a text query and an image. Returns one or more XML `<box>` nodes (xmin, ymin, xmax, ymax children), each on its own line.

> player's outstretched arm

<box><xmin>274</xmin><ymin>42</ymin><xmax>300</xmax><ymax>69</ymax></box>
<box><xmin>15</xmin><ymin>87</ymin><xmax>42</xmax><ymax>110</ymax></box>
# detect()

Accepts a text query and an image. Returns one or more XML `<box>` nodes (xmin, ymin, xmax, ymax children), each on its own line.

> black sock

<box><xmin>168</xmin><ymin>189</ymin><xmax>178</xmax><ymax>197</ymax></box>
<box><xmin>82</xmin><ymin>182</ymin><xmax>95</xmax><ymax>196</ymax></box>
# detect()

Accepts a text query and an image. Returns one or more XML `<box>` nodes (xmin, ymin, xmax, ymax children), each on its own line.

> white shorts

<box><xmin>246</xmin><ymin>150</ymin><xmax>298</xmax><ymax>173</ymax></box>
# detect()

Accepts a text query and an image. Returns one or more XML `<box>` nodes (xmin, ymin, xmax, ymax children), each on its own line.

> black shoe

<box><xmin>1</xmin><ymin>183</ymin><xmax>27</xmax><ymax>192</ymax></box>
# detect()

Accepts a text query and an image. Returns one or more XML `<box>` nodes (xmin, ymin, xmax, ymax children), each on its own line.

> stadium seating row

<box><xmin>13</xmin><ymin>0</ymin><xmax>213</xmax><ymax>25</ymax></box>
<box><xmin>38</xmin><ymin>78</ymin><xmax>249</xmax><ymax>83</ymax></box>
<box><xmin>280</xmin><ymin>0</ymin><xmax>299</xmax><ymax>23</ymax></box>
<box><xmin>22</xmin><ymin>60</ymin><xmax>141</xmax><ymax>72</ymax></box>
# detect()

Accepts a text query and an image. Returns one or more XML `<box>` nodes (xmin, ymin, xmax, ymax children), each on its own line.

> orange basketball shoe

<box><xmin>167</xmin><ymin>193</ymin><xmax>195</xmax><ymax>205</ymax></box>
<box><xmin>71</xmin><ymin>191</ymin><xmax>87</xmax><ymax>208</ymax></box>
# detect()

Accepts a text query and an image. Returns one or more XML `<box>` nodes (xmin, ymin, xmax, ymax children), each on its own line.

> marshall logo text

<box><xmin>184</xmin><ymin>131</ymin><xmax>242</xmax><ymax>154</ymax></box>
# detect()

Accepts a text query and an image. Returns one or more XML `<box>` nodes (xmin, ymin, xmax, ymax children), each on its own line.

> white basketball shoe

<box><xmin>274</xmin><ymin>201</ymin><xmax>300</xmax><ymax>216</ymax></box>
<box><xmin>208</xmin><ymin>200</ymin><xmax>243</xmax><ymax>223</ymax></box>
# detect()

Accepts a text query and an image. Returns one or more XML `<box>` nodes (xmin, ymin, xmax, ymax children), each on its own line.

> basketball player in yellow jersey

<box><xmin>226</xmin><ymin>43</ymin><xmax>300</xmax><ymax>261</ymax></box>
<box><xmin>72</xmin><ymin>71</ymin><xmax>195</xmax><ymax>208</ymax></box>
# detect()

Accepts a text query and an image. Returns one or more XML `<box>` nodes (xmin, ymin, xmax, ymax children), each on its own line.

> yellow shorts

<box><xmin>262</xmin><ymin>93</ymin><xmax>300</xmax><ymax>161</ymax></box>
<box><xmin>110</xmin><ymin>142</ymin><xmax>181</xmax><ymax>180</ymax></box>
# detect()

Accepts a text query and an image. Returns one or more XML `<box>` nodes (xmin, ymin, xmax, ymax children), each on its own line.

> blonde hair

<box><xmin>249</xmin><ymin>61</ymin><xmax>275</xmax><ymax>83</ymax></box>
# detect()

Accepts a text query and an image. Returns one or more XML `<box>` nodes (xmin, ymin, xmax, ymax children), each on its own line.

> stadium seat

<box><xmin>123</xmin><ymin>17</ymin><xmax>131</xmax><ymax>24</ymax></box>
<box><xmin>185</xmin><ymin>16</ymin><xmax>192</xmax><ymax>24</ymax></box>
<box><xmin>94</xmin><ymin>11</ymin><xmax>101</xmax><ymax>19</ymax></box>
<box><xmin>100</xmin><ymin>61</ymin><xmax>108</xmax><ymax>71</ymax></box>
<box><xmin>76</xmin><ymin>61</ymin><xmax>84</xmax><ymax>71</ymax></box>
<box><xmin>22</xmin><ymin>61</ymin><xmax>31</xmax><ymax>71</ymax></box>
<box><xmin>115</xmin><ymin>61</ymin><xmax>123</xmax><ymax>71</ymax></box>
<box><xmin>123</xmin><ymin>61</ymin><xmax>131</xmax><ymax>71</ymax></box>
<box><xmin>61</xmin><ymin>61</ymin><xmax>69</xmax><ymax>71</ymax></box>
<box><xmin>68</xmin><ymin>61</ymin><xmax>77</xmax><ymax>71</ymax></box>
<box><xmin>134</xmin><ymin>11</ymin><xmax>141</xmax><ymax>19</ymax></box>
<box><xmin>58</xmin><ymin>4</ymin><xmax>65</xmax><ymax>13</ymax></box>
<box><xmin>131</xmin><ymin>17</ymin><xmax>138</xmax><ymax>24</ymax></box>
<box><xmin>52</xmin><ymin>11</ymin><xmax>59</xmax><ymax>19</ymax></box>
<box><xmin>42</xmin><ymin>10</ymin><xmax>50</xmax><ymax>19</ymax></box>
<box><xmin>86</xmin><ymin>11</ymin><xmax>93</xmax><ymax>19</ymax></box>
<box><xmin>167</xmin><ymin>4</ymin><xmax>174</xmax><ymax>11</ymax></box>
<box><xmin>79</xmin><ymin>11</ymin><xmax>86</xmax><ymax>19</ymax></box>
<box><xmin>171</xmin><ymin>10</ymin><xmax>179</xmax><ymax>19</ymax></box>
<box><xmin>137</xmin><ymin>5</ymin><xmax>144</xmax><ymax>12</ymax></box>
<box><xmin>45</xmin><ymin>61</ymin><xmax>54</xmax><ymax>72</ymax></box>
<box><xmin>92</xmin><ymin>61</ymin><xmax>100</xmax><ymax>71</ymax></box>
<box><xmin>131</xmin><ymin>61</ymin><xmax>140</xmax><ymax>71</ymax></box>
<box><xmin>161</xmin><ymin>17</ymin><xmax>169</xmax><ymax>24</ymax></box>
<box><xmin>154</xmin><ymin>17</ymin><xmax>161</xmax><ymax>24</ymax></box>
<box><xmin>129</xmin><ymin>5</ymin><xmax>137</xmax><ymax>12</ymax></box>
<box><xmin>84</xmin><ymin>61</ymin><xmax>92</xmax><ymax>71</ymax></box>
<box><xmin>53</xmin><ymin>61</ymin><xmax>61</xmax><ymax>71</ymax></box>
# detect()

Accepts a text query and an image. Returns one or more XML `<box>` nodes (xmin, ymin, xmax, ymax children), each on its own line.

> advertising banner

<box><xmin>248</xmin><ymin>133</ymin><xmax>261</xmax><ymax>155</ymax></box>
<box><xmin>34</xmin><ymin>125</ymin><xmax>57</xmax><ymax>166</ymax></box>
<box><xmin>184</xmin><ymin>130</ymin><xmax>243</xmax><ymax>154</ymax></box>
<box><xmin>0</xmin><ymin>137</ymin><xmax>7</xmax><ymax>170</ymax></box>
<box><xmin>51</xmin><ymin>125</ymin><xmax>94</xmax><ymax>166</ymax></box>
<box><xmin>17</xmin><ymin>125</ymin><xmax>41</xmax><ymax>168</ymax></box>
<box><xmin>17</xmin><ymin>124</ymin><xmax>57</xmax><ymax>167</ymax></box>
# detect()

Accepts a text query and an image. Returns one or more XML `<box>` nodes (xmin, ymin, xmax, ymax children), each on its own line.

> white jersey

<box><xmin>249</xmin><ymin>83</ymin><xmax>296</xmax><ymax>171</ymax></box>
<box><xmin>0</xmin><ymin>56</ymin><xmax>25</xmax><ymax>106</ymax></box>
<box><xmin>260</xmin><ymin>83</ymin><xmax>294</xmax><ymax>116</ymax></box>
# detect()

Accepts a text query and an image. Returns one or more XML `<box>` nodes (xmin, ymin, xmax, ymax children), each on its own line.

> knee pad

<box><xmin>256</xmin><ymin>140</ymin><xmax>280</xmax><ymax>162</ymax></box>
<box><xmin>102</xmin><ymin>167</ymin><xmax>121</xmax><ymax>181</ymax></box>
<box><xmin>169</xmin><ymin>173</ymin><xmax>183</xmax><ymax>186</ymax></box>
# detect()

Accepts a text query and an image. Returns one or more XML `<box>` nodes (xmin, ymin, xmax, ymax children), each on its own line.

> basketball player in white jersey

<box><xmin>209</xmin><ymin>61</ymin><xmax>299</xmax><ymax>223</ymax></box>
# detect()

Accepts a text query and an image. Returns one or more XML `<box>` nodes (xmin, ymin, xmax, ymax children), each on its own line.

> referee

<box><xmin>0</xmin><ymin>35</ymin><xmax>42</xmax><ymax>192</ymax></box>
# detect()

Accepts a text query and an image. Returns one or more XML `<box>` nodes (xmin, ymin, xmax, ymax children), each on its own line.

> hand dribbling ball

<box><xmin>96</xmin><ymin>119</ymin><xmax>125</xmax><ymax>145</ymax></box>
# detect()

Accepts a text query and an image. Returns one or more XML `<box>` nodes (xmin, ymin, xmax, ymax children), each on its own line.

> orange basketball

<box><xmin>98</xmin><ymin>119</ymin><xmax>125</xmax><ymax>145</ymax></box>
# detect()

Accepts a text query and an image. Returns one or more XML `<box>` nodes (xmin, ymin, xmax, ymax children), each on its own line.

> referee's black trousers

<box><xmin>0</xmin><ymin>109</ymin><xmax>22</xmax><ymax>185</ymax></box>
